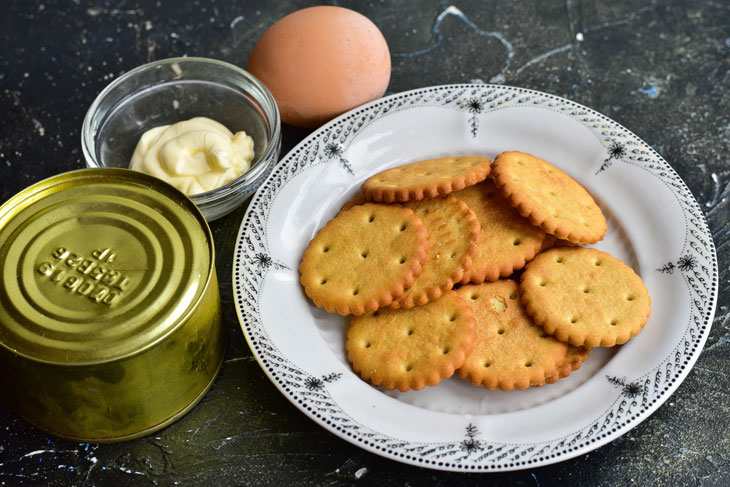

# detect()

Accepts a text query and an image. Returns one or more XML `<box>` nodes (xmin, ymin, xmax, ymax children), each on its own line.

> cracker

<box><xmin>456</xmin><ymin>280</ymin><xmax>568</xmax><ymax>391</ymax></box>
<box><xmin>491</xmin><ymin>151</ymin><xmax>607</xmax><ymax>245</ymax></box>
<box><xmin>520</xmin><ymin>247</ymin><xmax>651</xmax><ymax>348</ymax></box>
<box><xmin>340</xmin><ymin>192</ymin><xmax>367</xmax><ymax>213</ymax></box>
<box><xmin>390</xmin><ymin>196</ymin><xmax>479</xmax><ymax>309</ymax></box>
<box><xmin>346</xmin><ymin>290</ymin><xmax>476</xmax><ymax>391</ymax></box>
<box><xmin>539</xmin><ymin>234</ymin><xmax>578</xmax><ymax>252</ymax></box>
<box><xmin>362</xmin><ymin>156</ymin><xmax>492</xmax><ymax>203</ymax></box>
<box><xmin>542</xmin><ymin>346</ymin><xmax>591</xmax><ymax>385</ymax></box>
<box><xmin>452</xmin><ymin>181</ymin><xmax>546</xmax><ymax>283</ymax></box>
<box><xmin>299</xmin><ymin>203</ymin><xmax>429</xmax><ymax>316</ymax></box>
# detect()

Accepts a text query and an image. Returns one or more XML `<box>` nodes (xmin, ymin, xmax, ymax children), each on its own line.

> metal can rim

<box><xmin>0</xmin><ymin>168</ymin><xmax>216</xmax><ymax>366</ymax></box>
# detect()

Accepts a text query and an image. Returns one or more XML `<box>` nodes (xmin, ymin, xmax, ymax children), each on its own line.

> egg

<box><xmin>248</xmin><ymin>6</ymin><xmax>391</xmax><ymax>128</ymax></box>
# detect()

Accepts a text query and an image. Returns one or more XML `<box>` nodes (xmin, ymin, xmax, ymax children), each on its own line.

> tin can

<box><xmin>0</xmin><ymin>168</ymin><xmax>224</xmax><ymax>442</ymax></box>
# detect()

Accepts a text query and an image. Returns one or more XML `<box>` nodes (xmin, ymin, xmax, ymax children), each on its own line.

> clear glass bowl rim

<box><xmin>80</xmin><ymin>56</ymin><xmax>281</xmax><ymax>206</ymax></box>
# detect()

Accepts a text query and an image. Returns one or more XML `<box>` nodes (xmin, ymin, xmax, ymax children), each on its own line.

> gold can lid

<box><xmin>0</xmin><ymin>169</ymin><xmax>214</xmax><ymax>365</ymax></box>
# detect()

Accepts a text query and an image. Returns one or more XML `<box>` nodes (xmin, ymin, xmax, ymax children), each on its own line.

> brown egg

<box><xmin>248</xmin><ymin>6</ymin><xmax>391</xmax><ymax>128</ymax></box>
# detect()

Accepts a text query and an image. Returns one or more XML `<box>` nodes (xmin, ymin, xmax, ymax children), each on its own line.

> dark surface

<box><xmin>1</xmin><ymin>0</ymin><xmax>729</xmax><ymax>485</ymax></box>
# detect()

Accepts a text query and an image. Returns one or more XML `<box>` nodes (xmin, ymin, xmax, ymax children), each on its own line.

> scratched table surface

<box><xmin>1</xmin><ymin>0</ymin><xmax>729</xmax><ymax>485</ymax></box>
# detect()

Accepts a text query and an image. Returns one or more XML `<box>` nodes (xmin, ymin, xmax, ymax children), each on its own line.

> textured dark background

<box><xmin>1</xmin><ymin>0</ymin><xmax>729</xmax><ymax>485</ymax></box>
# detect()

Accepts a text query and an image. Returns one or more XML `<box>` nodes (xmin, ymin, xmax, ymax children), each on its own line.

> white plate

<box><xmin>232</xmin><ymin>84</ymin><xmax>717</xmax><ymax>472</ymax></box>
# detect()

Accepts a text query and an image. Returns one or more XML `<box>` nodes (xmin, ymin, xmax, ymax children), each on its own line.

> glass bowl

<box><xmin>81</xmin><ymin>57</ymin><xmax>281</xmax><ymax>221</ymax></box>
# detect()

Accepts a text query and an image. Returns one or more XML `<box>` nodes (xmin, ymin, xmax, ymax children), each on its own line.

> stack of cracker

<box><xmin>300</xmin><ymin>152</ymin><xmax>650</xmax><ymax>392</ymax></box>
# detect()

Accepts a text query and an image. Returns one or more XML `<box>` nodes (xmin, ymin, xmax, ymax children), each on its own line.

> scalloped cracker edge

<box><xmin>300</xmin><ymin>204</ymin><xmax>429</xmax><ymax>316</ymax></box>
<box><xmin>362</xmin><ymin>155</ymin><xmax>492</xmax><ymax>203</ymax></box>
<box><xmin>491</xmin><ymin>151</ymin><xmax>607</xmax><ymax>245</ymax></box>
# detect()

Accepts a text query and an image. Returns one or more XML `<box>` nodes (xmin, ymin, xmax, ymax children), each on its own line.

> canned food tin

<box><xmin>0</xmin><ymin>168</ymin><xmax>223</xmax><ymax>442</ymax></box>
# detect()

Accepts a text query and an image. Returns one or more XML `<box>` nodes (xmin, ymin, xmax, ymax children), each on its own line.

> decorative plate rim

<box><xmin>232</xmin><ymin>83</ymin><xmax>718</xmax><ymax>472</ymax></box>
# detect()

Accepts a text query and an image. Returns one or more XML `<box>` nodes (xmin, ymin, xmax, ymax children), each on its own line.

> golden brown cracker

<box><xmin>390</xmin><ymin>196</ymin><xmax>479</xmax><ymax>309</ymax></box>
<box><xmin>452</xmin><ymin>181</ymin><xmax>546</xmax><ymax>283</ymax></box>
<box><xmin>346</xmin><ymin>291</ymin><xmax>476</xmax><ymax>391</ymax></box>
<box><xmin>520</xmin><ymin>247</ymin><xmax>651</xmax><ymax>348</ymax></box>
<box><xmin>340</xmin><ymin>192</ymin><xmax>367</xmax><ymax>213</ymax></box>
<box><xmin>491</xmin><ymin>151</ymin><xmax>607</xmax><ymax>245</ymax></box>
<box><xmin>542</xmin><ymin>346</ymin><xmax>591</xmax><ymax>385</ymax></box>
<box><xmin>362</xmin><ymin>156</ymin><xmax>491</xmax><ymax>203</ymax></box>
<box><xmin>300</xmin><ymin>203</ymin><xmax>429</xmax><ymax>316</ymax></box>
<box><xmin>539</xmin><ymin>234</ymin><xmax>578</xmax><ymax>252</ymax></box>
<box><xmin>456</xmin><ymin>280</ymin><xmax>568</xmax><ymax>391</ymax></box>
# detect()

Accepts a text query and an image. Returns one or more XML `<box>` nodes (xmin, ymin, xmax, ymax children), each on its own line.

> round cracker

<box><xmin>347</xmin><ymin>290</ymin><xmax>476</xmax><ymax>391</ymax></box>
<box><xmin>362</xmin><ymin>156</ymin><xmax>492</xmax><ymax>203</ymax></box>
<box><xmin>541</xmin><ymin>346</ymin><xmax>591</xmax><ymax>385</ymax></box>
<box><xmin>456</xmin><ymin>280</ymin><xmax>568</xmax><ymax>391</ymax></box>
<box><xmin>491</xmin><ymin>151</ymin><xmax>607</xmax><ymax>245</ymax></box>
<box><xmin>520</xmin><ymin>247</ymin><xmax>651</xmax><ymax>348</ymax></box>
<box><xmin>339</xmin><ymin>192</ymin><xmax>368</xmax><ymax>214</ymax></box>
<box><xmin>299</xmin><ymin>203</ymin><xmax>429</xmax><ymax>316</ymax></box>
<box><xmin>539</xmin><ymin>233</ymin><xmax>578</xmax><ymax>252</ymax></box>
<box><xmin>390</xmin><ymin>196</ymin><xmax>479</xmax><ymax>309</ymax></box>
<box><xmin>452</xmin><ymin>181</ymin><xmax>546</xmax><ymax>283</ymax></box>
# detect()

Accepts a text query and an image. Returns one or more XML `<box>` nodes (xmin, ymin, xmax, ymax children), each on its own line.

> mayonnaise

<box><xmin>129</xmin><ymin>117</ymin><xmax>255</xmax><ymax>195</ymax></box>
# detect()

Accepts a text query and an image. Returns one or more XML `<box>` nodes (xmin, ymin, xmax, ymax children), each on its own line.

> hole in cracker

<box><xmin>320</xmin><ymin>278</ymin><xmax>328</xmax><ymax>285</ymax></box>
<box><xmin>361</xmin><ymin>250</ymin><xmax>369</xmax><ymax>258</ymax></box>
<box><xmin>513</xmin><ymin>239</ymin><xmax>521</xmax><ymax>246</ymax></box>
<box><xmin>497</xmin><ymin>328</ymin><xmax>505</xmax><ymax>335</ymax></box>
<box><xmin>549</xmin><ymin>191</ymin><xmax>557</xmax><ymax>196</ymax></box>
<box><xmin>399</xmin><ymin>256</ymin><xmax>406</xmax><ymax>264</ymax></box>
<box><xmin>610</xmin><ymin>319</ymin><xmax>618</xmax><ymax>326</ymax></box>
<box><xmin>483</xmin><ymin>361</ymin><xmax>492</xmax><ymax>368</ymax></box>
<box><xmin>524</xmin><ymin>361</ymin><xmax>534</xmax><ymax>368</ymax></box>
<box><xmin>539</xmin><ymin>280</ymin><xmax>547</xmax><ymax>287</ymax></box>
<box><xmin>407</xmin><ymin>328</ymin><xmax>414</xmax><ymax>336</ymax></box>
<box><xmin>352</xmin><ymin>289</ymin><xmax>360</xmax><ymax>296</ymax></box>
<box><xmin>626</xmin><ymin>295</ymin><xmax>635</xmax><ymax>301</ymax></box>
<box><xmin>570</xmin><ymin>317</ymin><xmax>577</xmax><ymax>323</ymax></box>
<box><xmin>441</xmin><ymin>347</ymin><xmax>450</xmax><ymax>355</ymax></box>
<box><xmin>556</xmin><ymin>257</ymin><xmax>564</xmax><ymax>263</ymax></box>
<box><xmin>399</xmin><ymin>224</ymin><xmax>407</xmax><ymax>231</ymax></box>
<box><xmin>509</xmin><ymin>293</ymin><xmax>517</xmax><ymax>300</ymax></box>
<box><xmin>470</xmin><ymin>294</ymin><xmax>478</xmax><ymax>300</ymax></box>
<box><xmin>594</xmin><ymin>260</ymin><xmax>602</xmax><ymax>266</ymax></box>
<box><xmin>405</xmin><ymin>364</ymin><xmax>413</xmax><ymax>372</ymax></box>
<box><xmin>450</xmin><ymin>253</ymin><xmax>457</xmax><ymax>259</ymax></box>
<box><xmin>368</xmin><ymin>215</ymin><xmax>375</xmax><ymax>223</ymax></box>
<box><xmin>448</xmin><ymin>314</ymin><xmax>457</xmax><ymax>322</ymax></box>
<box><xmin>490</xmin><ymin>296</ymin><xmax>507</xmax><ymax>312</ymax></box>
<box><xmin>583</xmin><ymin>287</ymin><xmax>590</xmax><ymax>293</ymax></box>
<box><xmin>364</xmin><ymin>342</ymin><xmax>371</xmax><ymax>348</ymax></box>
<box><xmin>323</xmin><ymin>246</ymin><xmax>330</xmax><ymax>253</ymax></box>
